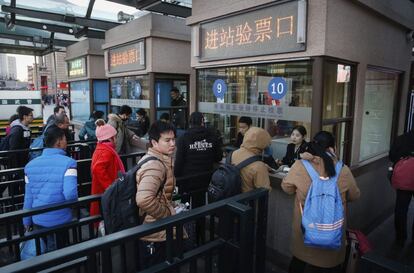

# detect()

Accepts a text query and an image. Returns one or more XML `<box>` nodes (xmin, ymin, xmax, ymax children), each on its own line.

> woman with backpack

<box><xmin>90</xmin><ymin>120</ymin><xmax>125</xmax><ymax>222</ymax></box>
<box><xmin>281</xmin><ymin>131</ymin><xmax>360</xmax><ymax>273</ymax></box>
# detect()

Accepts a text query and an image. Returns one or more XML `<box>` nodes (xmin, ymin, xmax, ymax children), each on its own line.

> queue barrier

<box><xmin>0</xmin><ymin>195</ymin><xmax>102</xmax><ymax>267</ymax></box>
<box><xmin>0</xmin><ymin>152</ymin><xmax>146</xmax><ymax>214</ymax></box>
<box><xmin>359</xmin><ymin>252</ymin><xmax>414</xmax><ymax>273</ymax></box>
<box><xmin>0</xmin><ymin>188</ymin><xmax>269</xmax><ymax>273</ymax></box>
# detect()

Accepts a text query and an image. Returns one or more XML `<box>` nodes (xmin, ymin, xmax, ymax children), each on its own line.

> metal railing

<box><xmin>0</xmin><ymin>188</ymin><xmax>269</xmax><ymax>273</ymax></box>
<box><xmin>359</xmin><ymin>252</ymin><xmax>414</xmax><ymax>273</ymax></box>
<box><xmin>0</xmin><ymin>152</ymin><xmax>146</xmax><ymax>213</ymax></box>
<box><xmin>0</xmin><ymin>194</ymin><xmax>102</xmax><ymax>266</ymax></box>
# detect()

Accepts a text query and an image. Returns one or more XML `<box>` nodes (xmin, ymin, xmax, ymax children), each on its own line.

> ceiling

<box><xmin>0</xmin><ymin>0</ymin><xmax>191</xmax><ymax>56</ymax></box>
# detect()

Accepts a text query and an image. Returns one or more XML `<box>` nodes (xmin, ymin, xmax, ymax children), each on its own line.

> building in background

<box><xmin>7</xmin><ymin>56</ymin><xmax>16</xmax><ymax>80</ymax></box>
<box><xmin>27</xmin><ymin>52</ymin><xmax>68</xmax><ymax>95</ymax></box>
<box><xmin>0</xmin><ymin>54</ymin><xmax>8</xmax><ymax>80</ymax></box>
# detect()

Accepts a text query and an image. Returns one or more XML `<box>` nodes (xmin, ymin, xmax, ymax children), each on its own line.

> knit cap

<box><xmin>95</xmin><ymin>119</ymin><xmax>117</xmax><ymax>141</ymax></box>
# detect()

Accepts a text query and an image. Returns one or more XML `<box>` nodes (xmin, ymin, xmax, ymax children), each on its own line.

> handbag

<box><xmin>19</xmin><ymin>238</ymin><xmax>46</xmax><ymax>260</ymax></box>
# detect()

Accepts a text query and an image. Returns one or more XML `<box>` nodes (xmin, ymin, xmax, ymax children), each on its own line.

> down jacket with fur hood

<box><xmin>231</xmin><ymin>127</ymin><xmax>272</xmax><ymax>193</ymax></box>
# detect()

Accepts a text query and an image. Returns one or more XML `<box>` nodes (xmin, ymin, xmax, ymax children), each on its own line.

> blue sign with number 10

<box><xmin>213</xmin><ymin>79</ymin><xmax>227</xmax><ymax>99</ymax></box>
<box><xmin>268</xmin><ymin>77</ymin><xmax>287</xmax><ymax>100</ymax></box>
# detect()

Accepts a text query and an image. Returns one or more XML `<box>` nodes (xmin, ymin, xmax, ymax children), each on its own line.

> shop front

<box><xmin>66</xmin><ymin>38</ymin><xmax>109</xmax><ymax>125</ymax></box>
<box><xmin>103</xmin><ymin>13</ymin><xmax>191</xmax><ymax>131</ymax></box>
<box><xmin>188</xmin><ymin>0</ymin><xmax>414</xmax><ymax>264</ymax></box>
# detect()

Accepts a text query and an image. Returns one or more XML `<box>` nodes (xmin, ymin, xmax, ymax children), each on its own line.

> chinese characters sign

<box><xmin>108</xmin><ymin>41</ymin><xmax>145</xmax><ymax>73</ymax></box>
<box><xmin>200</xmin><ymin>0</ymin><xmax>305</xmax><ymax>61</ymax></box>
<box><xmin>68</xmin><ymin>58</ymin><xmax>86</xmax><ymax>78</ymax></box>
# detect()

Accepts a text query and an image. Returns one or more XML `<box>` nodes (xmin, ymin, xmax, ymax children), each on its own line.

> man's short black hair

<box><xmin>119</xmin><ymin>105</ymin><xmax>132</xmax><ymax>115</ymax></box>
<box><xmin>148</xmin><ymin>121</ymin><xmax>176</xmax><ymax>144</ymax></box>
<box><xmin>45</xmin><ymin>127</ymin><xmax>65</xmax><ymax>148</ymax></box>
<box><xmin>189</xmin><ymin>112</ymin><xmax>204</xmax><ymax>127</ymax></box>
<box><xmin>159</xmin><ymin>113</ymin><xmax>170</xmax><ymax>121</ymax></box>
<box><xmin>171</xmin><ymin>87</ymin><xmax>180</xmax><ymax>94</ymax></box>
<box><xmin>239</xmin><ymin>116</ymin><xmax>252</xmax><ymax>126</ymax></box>
<box><xmin>53</xmin><ymin>106</ymin><xmax>64</xmax><ymax>114</ymax></box>
<box><xmin>18</xmin><ymin>106</ymin><xmax>33</xmax><ymax>120</ymax></box>
<box><xmin>136</xmin><ymin>109</ymin><xmax>147</xmax><ymax>116</ymax></box>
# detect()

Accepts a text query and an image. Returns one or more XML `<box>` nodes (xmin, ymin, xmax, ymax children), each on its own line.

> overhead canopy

<box><xmin>0</xmin><ymin>0</ymin><xmax>192</xmax><ymax>56</ymax></box>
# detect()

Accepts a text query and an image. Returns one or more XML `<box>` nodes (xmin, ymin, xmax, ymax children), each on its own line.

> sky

<box><xmin>3</xmin><ymin>0</ymin><xmax>148</xmax><ymax>82</ymax></box>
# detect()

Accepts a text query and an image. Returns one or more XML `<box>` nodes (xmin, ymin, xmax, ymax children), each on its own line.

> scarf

<box><xmin>101</xmin><ymin>142</ymin><xmax>125</xmax><ymax>173</ymax></box>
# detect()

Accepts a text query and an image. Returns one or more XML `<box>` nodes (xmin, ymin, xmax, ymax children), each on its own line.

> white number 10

<box><xmin>271</xmin><ymin>82</ymin><xmax>284</xmax><ymax>94</ymax></box>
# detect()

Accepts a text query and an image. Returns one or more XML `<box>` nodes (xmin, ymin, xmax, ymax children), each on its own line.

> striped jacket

<box><xmin>23</xmin><ymin>148</ymin><xmax>78</xmax><ymax>227</ymax></box>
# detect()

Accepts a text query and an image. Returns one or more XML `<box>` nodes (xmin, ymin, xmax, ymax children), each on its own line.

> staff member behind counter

<box><xmin>277</xmin><ymin>125</ymin><xmax>308</xmax><ymax>168</ymax></box>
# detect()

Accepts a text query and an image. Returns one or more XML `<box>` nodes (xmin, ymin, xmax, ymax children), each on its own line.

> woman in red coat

<box><xmin>90</xmin><ymin>119</ymin><xmax>125</xmax><ymax>218</ymax></box>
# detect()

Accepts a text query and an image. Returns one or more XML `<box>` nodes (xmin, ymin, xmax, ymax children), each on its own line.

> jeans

<box><xmin>33</xmin><ymin>224</ymin><xmax>69</xmax><ymax>252</ymax></box>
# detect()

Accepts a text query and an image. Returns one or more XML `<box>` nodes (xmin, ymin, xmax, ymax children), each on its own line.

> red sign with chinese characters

<box><xmin>108</xmin><ymin>41</ymin><xmax>145</xmax><ymax>73</ymax></box>
<box><xmin>199</xmin><ymin>0</ymin><xmax>305</xmax><ymax>61</ymax></box>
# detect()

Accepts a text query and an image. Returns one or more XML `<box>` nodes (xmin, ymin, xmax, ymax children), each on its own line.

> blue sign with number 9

<box><xmin>213</xmin><ymin>79</ymin><xmax>227</xmax><ymax>99</ymax></box>
<box><xmin>268</xmin><ymin>77</ymin><xmax>287</xmax><ymax>100</ymax></box>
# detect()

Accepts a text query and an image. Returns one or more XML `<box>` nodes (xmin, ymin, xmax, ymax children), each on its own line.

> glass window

<box><xmin>321</xmin><ymin>61</ymin><xmax>355</xmax><ymax>164</ymax></box>
<box><xmin>323</xmin><ymin>63</ymin><xmax>352</xmax><ymax>119</ymax></box>
<box><xmin>70</xmin><ymin>80</ymin><xmax>90</xmax><ymax>123</ymax></box>
<box><xmin>197</xmin><ymin>61</ymin><xmax>312</xmax><ymax>160</ymax></box>
<box><xmin>359</xmin><ymin>69</ymin><xmax>398</xmax><ymax>161</ymax></box>
<box><xmin>110</xmin><ymin>75</ymin><xmax>150</xmax><ymax>116</ymax></box>
<box><xmin>16</xmin><ymin>0</ymin><xmax>88</xmax><ymax>17</ymax></box>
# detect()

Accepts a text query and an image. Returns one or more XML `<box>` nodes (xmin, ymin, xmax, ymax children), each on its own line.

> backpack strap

<box><xmin>136</xmin><ymin>156</ymin><xmax>167</xmax><ymax>195</ymax></box>
<box><xmin>334</xmin><ymin>161</ymin><xmax>343</xmax><ymax>179</ymax></box>
<box><xmin>301</xmin><ymin>160</ymin><xmax>321</xmax><ymax>181</ymax></box>
<box><xmin>235</xmin><ymin>155</ymin><xmax>263</xmax><ymax>170</ymax></box>
<box><xmin>302</xmin><ymin>159</ymin><xmax>344</xmax><ymax>180</ymax></box>
<box><xmin>225</xmin><ymin>151</ymin><xmax>233</xmax><ymax>165</ymax></box>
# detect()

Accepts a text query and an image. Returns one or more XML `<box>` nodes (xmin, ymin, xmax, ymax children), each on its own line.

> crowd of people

<box><xmin>3</xmin><ymin>93</ymin><xmax>413</xmax><ymax>272</ymax></box>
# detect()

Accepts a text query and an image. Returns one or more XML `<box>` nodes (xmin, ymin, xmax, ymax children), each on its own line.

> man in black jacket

<box><xmin>8</xmin><ymin>106</ymin><xmax>34</xmax><ymax>168</ymax></box>
<box><xmin>174</xmin><ymin>112</ymin><xmax>222</xmax><ymax>207</ymax></box>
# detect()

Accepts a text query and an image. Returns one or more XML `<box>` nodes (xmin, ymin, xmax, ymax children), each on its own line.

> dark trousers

<box><xmin>394</xmin><ymin>189</ymin><xmax>414</xmax><ymax>242</ymax></box>
<box><xmin>138</xmin><ymin>241</ymin><xmax>166</xmax><ymax>270</ymax></box>
<box><xmin>289</xmin><ymin>256</ymin><xmax>342</xmax><ymax>273</ymax></box>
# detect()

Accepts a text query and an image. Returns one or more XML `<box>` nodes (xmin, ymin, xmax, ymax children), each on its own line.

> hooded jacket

<box><xmin>135</xmin><ymin>148</ymin><xmax>176</xmax><ymax>242</ymax></box>
<box><xmin>231</xmin><ymin>127</ymin><xmax>272</xmax><ymax>193</ymax></box>
<box><xmin>78</xmin><ymin>119</ymin><xmax>97</xmax><ymax>141</ymax></box>
<box><xmin>281</xmin><ymin>152</ymin><xmax>360</xmax><ymax>268</ymax></box>
<box><xmin>108</xmin><ymin>114</ymin><xmax>147</xmax><ymax>154</ymax></box>
<box><xmin>174</xmin><ymin>126</ymin><xmax>222</xmax><ymax>178</ymax></box>
<box><xmin>8</xmin><ymin>121</ymin><xmax>32</xmax><ymax>168</ymax></box>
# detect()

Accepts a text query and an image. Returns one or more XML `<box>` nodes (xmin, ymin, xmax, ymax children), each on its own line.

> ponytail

<box><xmin>307</xmin><ymin>131</ymin><xmax>336</xmax><ymax>177</ymax></box>
<box><xmin>95</xmin><ymin>119</ymin><xmax>106</xmax><ymax>127</ymax></box>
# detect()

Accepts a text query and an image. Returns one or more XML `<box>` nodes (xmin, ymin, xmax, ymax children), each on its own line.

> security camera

<box><xmin>407</xmin><ymin>30</ymin><xmax>414</xmax><ymax>42</ymax></box>
<box><xmin>117</xmin><ymin>11</ymin><xmax>135</xmax><ymax>23</ymax></box>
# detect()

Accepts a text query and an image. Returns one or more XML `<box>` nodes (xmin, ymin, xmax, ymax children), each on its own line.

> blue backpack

<box><xmin>301</xmin><ymin>160</ymin><xmax>344</xmax><ymax>249</ymax></box>
<box><xmin>29</xmin><ymin>135</ymin><xmax>45</xmax><ymax>160</ymax></box>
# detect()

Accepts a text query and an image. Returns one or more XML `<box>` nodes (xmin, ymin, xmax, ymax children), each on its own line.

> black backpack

<box><xmin>101</xmin><ymin>156</ymin><xmax>166</xmax><ymax>234</ymax></box>
<box><xmin>207</xmin><ymin>151</ymin><xmax>262</xmax><ymax>202</ymax></box>
<box><xmin>0</xmin><ymin>135</ymin><xmax>10</xmax><ymax>151</ymax></box>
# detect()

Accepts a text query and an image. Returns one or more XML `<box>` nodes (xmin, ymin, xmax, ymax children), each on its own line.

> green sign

<box><xmin>68</xmin><ymin>57</ymin><xmax>87</xmax><ymax>78</ymax></box>
<box><xmin>0</xmin><ymin>99</ymin><xmax>41</xmax><ymax>105</ymax></box>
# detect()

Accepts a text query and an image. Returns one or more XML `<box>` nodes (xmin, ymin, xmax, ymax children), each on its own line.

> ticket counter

<box><xmin>66</xmin><ymin>38</ymin><xmax>109</xmax><ymax>124</ymax></box>
<box><xmin>103</xmin><ymin>13</ymin><xmax>191</xmax><ymax>130</ymax></box>
<box><xmin>188</xmin><ymin>0</ymin><xmax>414</xmax><ymax>266</ymax></box>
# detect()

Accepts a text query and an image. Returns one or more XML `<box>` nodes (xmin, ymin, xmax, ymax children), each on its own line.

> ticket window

<box><xmin>154</xmin><ymin>79</ymin><xmax>188</xmax><ymax>130</ymax></box>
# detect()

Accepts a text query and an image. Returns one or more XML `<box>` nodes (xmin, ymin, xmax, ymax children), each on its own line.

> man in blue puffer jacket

<box><xmin>23</xmin><ymin>127</ymin><xmax>78</xmax><ymax>251</ymax></box>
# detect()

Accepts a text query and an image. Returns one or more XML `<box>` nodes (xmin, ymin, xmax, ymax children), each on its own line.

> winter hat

<box><xmin>95</xmin><ymin>119</ymin><xmax>117</xmax><ymax>141</ymax></box>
